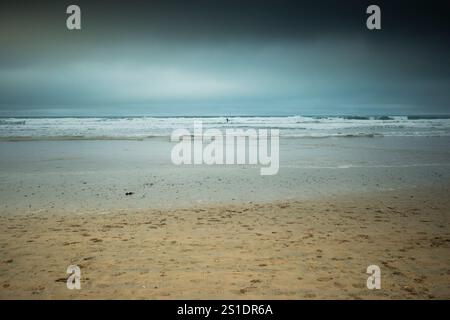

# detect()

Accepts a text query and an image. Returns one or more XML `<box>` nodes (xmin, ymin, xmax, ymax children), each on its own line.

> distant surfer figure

<box><xmin>226</xmin><ymin>118</ymin><xmax>229</xmax><ymax>123</ymax></box>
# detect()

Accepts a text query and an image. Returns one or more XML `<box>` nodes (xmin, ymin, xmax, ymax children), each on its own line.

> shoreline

<box><xmin>1</xmin><ymin>136</ymin><xmax>450</xmax><ymax>212</ymax></box>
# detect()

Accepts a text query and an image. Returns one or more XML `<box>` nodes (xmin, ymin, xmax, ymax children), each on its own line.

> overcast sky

<box><xmin>0</xmin><ymin>0</ymin><xmax>449</xmax><ymax>116</ymax></box>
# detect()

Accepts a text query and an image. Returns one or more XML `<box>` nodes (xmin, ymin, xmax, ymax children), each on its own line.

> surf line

<box><xmin>170</xmin><ymin>121</ymin><xmax>279</xmax><ymax>175</ymax></box>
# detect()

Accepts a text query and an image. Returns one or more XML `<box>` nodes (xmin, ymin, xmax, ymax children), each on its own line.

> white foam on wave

<box><xmin>0</xmin><ymin>116</ymin><xmax>449</xmax><ymax>139</ymax></box>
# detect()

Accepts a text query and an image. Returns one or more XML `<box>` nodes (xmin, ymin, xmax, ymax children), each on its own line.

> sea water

<box><xmin>1</xmin><ymin>115</ymin><xmax>449</xmax><ymax>139</ymax></box>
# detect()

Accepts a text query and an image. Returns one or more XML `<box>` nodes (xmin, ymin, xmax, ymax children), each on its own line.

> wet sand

<box><xmin>0</xmin><ymin>188</ymin><xmax>449</xmax><ymax>299</ymax></box>
<box><xmin>1</xmin><ymin>137</ymin><xmax>450</xmax><ymax>211</ymax></box>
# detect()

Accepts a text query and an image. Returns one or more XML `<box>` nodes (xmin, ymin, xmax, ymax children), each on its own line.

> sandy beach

<box><xmin>0</xmin><ymin>188</ymin><xmax>449</xmax><ymax>299</ymax></box>
<box><xmin>0</xmin><ymin>136</ymin><xmax>449</xmax><ymax>299</ymax></box>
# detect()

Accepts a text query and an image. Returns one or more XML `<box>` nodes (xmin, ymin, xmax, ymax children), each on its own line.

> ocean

<box><xmin>1</xmin><ymin>115</ymin><xmax>450</xmax><ymax>139</ymax></box>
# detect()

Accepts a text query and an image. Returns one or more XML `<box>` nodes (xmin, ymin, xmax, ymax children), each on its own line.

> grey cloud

<box><xmin>0</xmin><ymin>0</ymin><xmax>449</xmax><ymax>116</ymax></box>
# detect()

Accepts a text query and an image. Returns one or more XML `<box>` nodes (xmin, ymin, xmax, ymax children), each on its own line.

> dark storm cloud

<box><xmin>0</xmin><ymin>0</ymin><xmax>449</xmax><ymax>115</ymax></box>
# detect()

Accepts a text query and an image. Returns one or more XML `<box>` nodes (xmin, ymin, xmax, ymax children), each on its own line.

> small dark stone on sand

<box><xmin>125</xmin><ymin>192</ymin><xmax>134</xmax><ymax>196</ymax></box>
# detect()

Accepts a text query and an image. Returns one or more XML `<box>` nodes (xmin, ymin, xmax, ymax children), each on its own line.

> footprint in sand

<box><xmin>317</xmin><ymin>276</ymin><xmax>333</xmax><ymax>282</ymax></box>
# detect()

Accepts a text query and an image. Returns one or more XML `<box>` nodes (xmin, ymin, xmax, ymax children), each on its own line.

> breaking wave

<box><xmin>0</xmin><ymin>115</ymin><xmax>449</xmax><ymax>140</ymax></box>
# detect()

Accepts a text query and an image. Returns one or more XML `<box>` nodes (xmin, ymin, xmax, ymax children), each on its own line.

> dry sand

<box><xmin>0</xmin><ymin>188</ymin><xmax>449</xmax><ymax>299</ymax></box>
